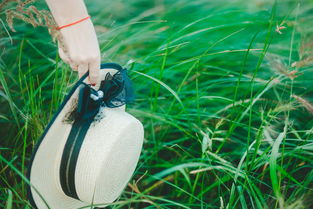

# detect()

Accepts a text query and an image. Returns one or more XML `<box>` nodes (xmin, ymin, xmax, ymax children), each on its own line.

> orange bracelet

<box><xmin>56</xmin><ymin>16</ymin><xmax>91</xmax><ymax>30</ymax></box>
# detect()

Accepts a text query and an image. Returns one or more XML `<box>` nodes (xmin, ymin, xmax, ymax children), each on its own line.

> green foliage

<box><xmin>0</xmin><ymin>0</ymin><xmax>313</xmax><ymax>208</ymax></box>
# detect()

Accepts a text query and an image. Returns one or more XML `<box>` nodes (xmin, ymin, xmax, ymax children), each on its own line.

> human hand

<box><xmin>57</xmin><ymin>18</ymin><xmax>100</xmax><ymax>85</ymax></box>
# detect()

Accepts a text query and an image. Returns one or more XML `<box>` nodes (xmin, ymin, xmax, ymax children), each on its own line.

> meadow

<box><xmin>0</xmin><ymin>0</ymin><xmax>313</xmax><ymax>208</ymax></box>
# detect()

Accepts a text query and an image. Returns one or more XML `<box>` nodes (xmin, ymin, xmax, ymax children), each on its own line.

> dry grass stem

<box><xmin>292</xmin><ymin>95</ymin><xmax>313</xmax><ymax>115</ymax></box>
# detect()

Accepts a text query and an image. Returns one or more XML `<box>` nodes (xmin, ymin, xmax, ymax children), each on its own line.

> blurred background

<box><xmin>0</xmin><ymin>0</ymin><xmax>313</xmax><ymax>208</ymax></box>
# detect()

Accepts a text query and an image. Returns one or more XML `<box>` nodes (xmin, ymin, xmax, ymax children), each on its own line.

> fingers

<box><xmin>88</xmin><ymin>57</ymin><xmax>100</xmax><ymax>85</ymax></box>
<box><xmin>70</xmin><ymin>63</ymin><xmax>78</xmax><ymax>71</ymax></box>
<box><xmin>78</xmin><ymin>63</ymin><xmax>89</xmax><ymax>79</ymax></box>
<box><xmin>58</xmin><ymin>45</ymin><xmax>100</xmax><ymax>84</ymax></box>
<box><xmin>59</xmin><ymin>47</ymin><xmax>79</xmax><ymax>71</ymax></box>
<box><xmin>77</xmin><ymin>58</ymin><xmax>100</xmax><ymax>86</ymax></box>
<box><xmin>58</xmin><ymin>47</ymin><xmax>70</xmax><ymax>64</ymax></box>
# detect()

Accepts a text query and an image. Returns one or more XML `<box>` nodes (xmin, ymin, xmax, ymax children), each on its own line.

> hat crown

<box><xmin>71</xmin><ymin>108</ymin><xmax>144</xmax><ymax>203</ymax></box>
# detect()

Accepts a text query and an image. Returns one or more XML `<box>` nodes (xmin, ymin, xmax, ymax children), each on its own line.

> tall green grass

<box><xmin>1</xmin><ymin>0</ymin><xmax>313</xmax><ymax>208</ymax></box>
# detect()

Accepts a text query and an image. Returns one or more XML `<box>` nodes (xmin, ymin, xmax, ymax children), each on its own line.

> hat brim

<box><xmin>27</xmin><ymin>63</ymin><xmax>143</xmax><ymax>209</ymax></box>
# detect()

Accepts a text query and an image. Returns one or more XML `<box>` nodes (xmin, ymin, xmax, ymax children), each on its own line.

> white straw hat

<box><xmin>27</xmin><ymin>63</ymin><xmax>144</xmax><ymax>209</ymax></box>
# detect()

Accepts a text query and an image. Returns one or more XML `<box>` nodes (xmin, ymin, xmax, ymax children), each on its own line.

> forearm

<box><xmin>45</xmin><ymin>0</ymin><xmax>100</xmax><ymax>84</ymax></box>
<box><xmin>45</xmin><ymin>0</ymin><xmax>89</xmax><ymax>26</ymax></box>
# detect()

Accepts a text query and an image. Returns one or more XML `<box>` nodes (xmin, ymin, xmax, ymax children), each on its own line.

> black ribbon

<box><xmin>59</xmin><ymin>66</ymin><xmax>133</xmax><ymax>200</ymax></box>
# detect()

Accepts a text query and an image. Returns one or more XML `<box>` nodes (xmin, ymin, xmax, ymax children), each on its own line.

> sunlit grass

<box><xmin>1</xmin><ymin>0</ymin><xmax>313</xmax><ymax>208</ymax></box>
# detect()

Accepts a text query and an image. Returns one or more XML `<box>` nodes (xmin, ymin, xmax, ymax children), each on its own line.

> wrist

<box><xmin>46</xmin><ymin>1</ymin><xmax>89</xmax><ymax>26</ymax></box>
<box><xmin>54</xmin><ymin>13</ymin><xmax>89</xmax><ymax>28</ymax></box>
<box><xmin>56</xmin><ymin>16</ymin><xmax>91</xmax><ymax>30</ymax></box>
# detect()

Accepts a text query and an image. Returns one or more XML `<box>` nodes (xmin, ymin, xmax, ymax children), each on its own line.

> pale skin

<box><xmin>45</xmin><ymin>0</ymin><xmax>100</xmax><ymax>85</ymax></box>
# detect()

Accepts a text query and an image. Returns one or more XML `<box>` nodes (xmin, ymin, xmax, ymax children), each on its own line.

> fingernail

<box><xmin>91</xmin><ymin>83</ymin><xmax>96</xmax><ymax>86</ymax></box>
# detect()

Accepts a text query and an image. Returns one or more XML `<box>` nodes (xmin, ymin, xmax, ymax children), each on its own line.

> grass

<box><xmin>1</xmin><ymin>0</ymin><xmax>313</xmax><ymax>208</ymax></box>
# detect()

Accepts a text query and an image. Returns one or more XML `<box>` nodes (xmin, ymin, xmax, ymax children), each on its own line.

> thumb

<box><xmin>58</xmin><ymin>47</ymin><xmax>70</xmax><ymax>64</ymax></box>
<box><xmin>58</xmin><ymin>47</ymin><xmax>78</xmax><ymax>71</ymax></box>
<box><xmin>88</xmin><ymin>59</ymin><xmax>100</xmax><ymax>85</ymax></box>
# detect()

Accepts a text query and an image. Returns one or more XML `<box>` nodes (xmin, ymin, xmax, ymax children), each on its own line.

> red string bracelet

<box><xmin>56</xmin><ymin>16</ymin><xmax>91</xmax><ymax>30</ymax></box>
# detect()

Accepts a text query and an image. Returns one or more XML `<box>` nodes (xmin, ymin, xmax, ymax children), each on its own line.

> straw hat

<box><xmin>27</xmin><ymin>63</ymin><xmax>144</xmax><ymax>209</ymax></box>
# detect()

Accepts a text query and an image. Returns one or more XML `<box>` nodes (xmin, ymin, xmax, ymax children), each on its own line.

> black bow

<box><xmin>76</xmin><ymin>68</ymin><xmax>133</xmax><ymax>121</ymax></box>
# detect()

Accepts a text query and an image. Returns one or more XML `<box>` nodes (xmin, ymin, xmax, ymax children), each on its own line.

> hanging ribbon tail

<box><xmin>76</xmin><ymin>84</ymin><xmax>102</xmax><ymax>120</ymax></box>
<box><xmin>120</xmin><ymin>68</ymin><xmax>135</xmax><ymax>103</ymax></box>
